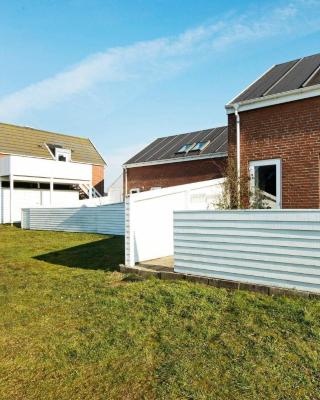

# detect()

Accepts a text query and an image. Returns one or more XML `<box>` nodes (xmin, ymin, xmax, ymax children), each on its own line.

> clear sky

<box><xmin>1</xmin><ymin>0</ymin><xmax>320</xmax><ymax>186</ymax></box>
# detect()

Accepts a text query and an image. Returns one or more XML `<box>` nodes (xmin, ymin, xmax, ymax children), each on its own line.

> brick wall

<box><xmin>228</xmin><ymin>96</ymin><xmax>320</xmax><ymax>208</ymax></box>
<box><xmin>92</xmin><ymin>164</ymin><xmax>105</xmax><ymax>195</ymax></box>
<box><xmin>126</xmin><ymin>157</ymin><xmax>227</xmax><ymax>194</ymax></box>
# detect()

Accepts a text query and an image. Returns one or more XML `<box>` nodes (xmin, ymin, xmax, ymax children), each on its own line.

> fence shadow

<box><xmin>34</xmin><ymin>236</ymin><xmax>124</xmax><ymax>271</ymax></box>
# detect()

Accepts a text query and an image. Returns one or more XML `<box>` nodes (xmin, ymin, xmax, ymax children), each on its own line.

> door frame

<box><xmin>249</xmin><ymin>158</ymin><xmax>282</xmax><ymax>209</ymax></box>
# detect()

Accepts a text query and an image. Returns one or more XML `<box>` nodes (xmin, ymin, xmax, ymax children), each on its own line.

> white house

<box><xmin>106</xmin><ymin>173</ymin><xmax>124</xmax><ymax>203</ymax></box>
<box><xmin>0</xmin><ymin>122</ymin><xmax>106</xmax><ymax>224</ymax></box>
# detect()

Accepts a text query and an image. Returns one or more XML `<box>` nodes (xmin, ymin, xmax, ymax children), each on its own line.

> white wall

<box><xmin>174</xmin><ymin>210</ymin><xmax>320</xmax><ymax>293</ymax></box>
<box><xmin>0</xmin><ymin>155</ymin><xmax>92</xmax><ymax>181</ymax></box>
<box><xmin>0</xmin><ymin>188</ymin><xmax>79</xmax><ymax>223</ymax></box>
<box><xmin>125</xmin><ymin>179</ymin><xmax>223</xmax><ymax>266</ymax></box>
<box><xmin>22</xmin><ymin>202</ymin><xmax>125</xmax><ymax>235</ymax></box>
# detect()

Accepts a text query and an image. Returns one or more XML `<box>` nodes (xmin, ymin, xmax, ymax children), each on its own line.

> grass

<box><xmin>0</xmin><ymin>225</ymin><xmax>319</xmax><ymax>400</ymax></box>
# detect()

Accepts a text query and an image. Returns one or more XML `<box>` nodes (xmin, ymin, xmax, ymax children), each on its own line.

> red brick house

<box><xmin>226</xmin><ymin>52</ymin><xmax>320</xmax><ymax>209</ymax></box>
<box><xmin>125</xmin><ymin>52</ymin><xmax>320</xmax><ymax>209</ymax></box>
<box><xmin>123</xmin><ymin>126</ymin><xmax>227</xmax><ymax>195</ymax></box>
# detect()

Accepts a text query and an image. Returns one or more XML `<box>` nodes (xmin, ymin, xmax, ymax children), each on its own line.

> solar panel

<box><xmin>233</xmin><ymin>60</ymin><xmax>299</xmax><ymax>102</ymax></box>
<box><xmin>124</xmin><ymin>126</ymin><xmax>228</xmax><ymax>165</ymax></box>
<box><xmin>230</xmin><ymin>52</ymin><xmax>320</xmax><ymax>104</ymax></box>
<box><xmin>267</xmin><ymin>53</ymin><xmax>320</xmax><ymax>95</ymax></box>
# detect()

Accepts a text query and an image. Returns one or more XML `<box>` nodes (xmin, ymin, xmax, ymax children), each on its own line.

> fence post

<box><xmin>125</xmin><ymin>196</ymin><xmax>135</xmax><ymax>267</ymax></box>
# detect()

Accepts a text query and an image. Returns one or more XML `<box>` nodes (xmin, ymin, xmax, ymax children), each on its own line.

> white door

<box><xmin>249</xmin><ymin>159</ymin><xmax>281</xmax><ymax>209</ymax></box>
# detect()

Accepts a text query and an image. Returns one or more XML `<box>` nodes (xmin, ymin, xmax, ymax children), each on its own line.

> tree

<box><xmin>216</xmin><ymin>160</ymin><xmax>267</xmax><ymax>209</ymax></box>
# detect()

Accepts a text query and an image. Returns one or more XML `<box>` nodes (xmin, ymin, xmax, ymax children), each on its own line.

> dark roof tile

<box><xmin>125</xmin><ymin>126</ymin><xmax>227</xmax><ymax>165</ymax></box>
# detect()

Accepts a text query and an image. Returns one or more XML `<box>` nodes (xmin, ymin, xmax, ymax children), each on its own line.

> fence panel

<box><xmin>174</xmin><ymin>210</ymin><xmax>320</xmax><ymax>293</ymax></box>
<box><xmin>22</xmin><ymin>202</ymin><xmax>125</xmax><ymax>235</ymax></box>
<box><xmin>174</xmin><ymin>210</ymin><xmax>320</xmax><ymax>292</ymax></box>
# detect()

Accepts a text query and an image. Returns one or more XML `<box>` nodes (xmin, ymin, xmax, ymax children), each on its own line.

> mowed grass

<box><xmin>0</xmin><ymin>225</ymin><xmax>320</xmax><ymax>400</ymax></box>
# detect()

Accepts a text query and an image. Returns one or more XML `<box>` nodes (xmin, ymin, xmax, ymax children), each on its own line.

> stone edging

<box><xmin>119</xmin><ymin>265</ymin><xmax>320</xmax><ymax>299</ymax></box>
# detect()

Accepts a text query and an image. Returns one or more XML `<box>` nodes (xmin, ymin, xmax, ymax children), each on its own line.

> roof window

<box><xmin>176</xmin><ymin>143</ymin><xmax>195</xmax><ymax>154</ymax></box>
<box><xmin>189</xmin><ymin>141</ymin><xmax>210</xmax><ymax>152</ymax></box>
<box><xmin>46</xmin><ymin>143</ymin><xmax>71</xmax><ymax>162</ymax></box>
<box><xmin>55</xmin><ymin>148</ymin><xmax>71</xmax><ymax>162</ymax></box>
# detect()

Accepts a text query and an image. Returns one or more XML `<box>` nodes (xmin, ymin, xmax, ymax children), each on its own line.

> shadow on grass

<box><xmin>34</xmin><ymin>236</ymin><xmax>124</xmax><ymax>272</ymax></box>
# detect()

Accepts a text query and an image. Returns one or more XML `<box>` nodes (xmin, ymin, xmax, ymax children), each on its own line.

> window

<box><xmin>249</xmin><ymin>159</ymin><xmax>281</xmax><ymax>208</ymax></box>
<box><xmin>55</xmin><ymin>148</ymin><xmax>71</xmax><ymax>162</ymax></box>
<box><xmin>176</xmin><ymin>143</ymin><xmax>195</xmax><ymax>154</ymax></box>
<box><xmin>189</xmin><ymin>141</ymin><xmax>210</xmax><ymax>152</ymax></box>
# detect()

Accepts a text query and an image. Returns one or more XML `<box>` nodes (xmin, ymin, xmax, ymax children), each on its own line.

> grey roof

<box><xmin>125</xmin><ymin>126</ymin><xmax>228</xmax><ymax>165</ymax></box>
<box><xmin>230</xmin><ymin>52</ymin><xmax>320</xmax><ymax>104</ymax></box>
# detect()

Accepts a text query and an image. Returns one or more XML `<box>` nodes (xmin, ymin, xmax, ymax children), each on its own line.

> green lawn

<box><xmin>0</xmin><ymin>225</ymin><xmax>319</xmax><ymax>400</ymax></box>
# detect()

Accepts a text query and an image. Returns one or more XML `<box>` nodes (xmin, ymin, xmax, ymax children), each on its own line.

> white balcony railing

<box><xmin>0</xmin><ymin>155</ymin><xmax>92</xmax><ymax>182</ymax></box>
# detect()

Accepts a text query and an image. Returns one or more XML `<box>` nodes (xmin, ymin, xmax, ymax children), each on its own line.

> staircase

<box><xmin>79</xmin><ymin>183</ymin><xmax>102</xmax><ymax>199</ymax></box>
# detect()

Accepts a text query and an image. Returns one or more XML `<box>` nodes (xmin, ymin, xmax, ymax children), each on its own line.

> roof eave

<box><xmin>225</xmin><ymin>84</ymin><xmax>320</xmax><ymax>114</ymax></box>
<box><xmin>123</xmin><ymin>151</ymin><xmax>228</xmax><ymax>169</ymax></box>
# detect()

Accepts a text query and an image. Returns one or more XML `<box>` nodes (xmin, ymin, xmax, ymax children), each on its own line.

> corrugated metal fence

<box><xmin>174</xmin><ymin>210</ymin><xmax>320</xmax><ymax>293</ymax></box>
<box><xmin>22</xmin><ymin>202</ymin><xmax>125</xmax><ymax>235</ymax></box>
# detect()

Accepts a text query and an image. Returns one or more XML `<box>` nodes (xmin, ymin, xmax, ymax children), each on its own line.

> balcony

<box><xmin>0</xmin><ymin>155</ymin><xmax>92</xmax><ymax>183</ymax></box>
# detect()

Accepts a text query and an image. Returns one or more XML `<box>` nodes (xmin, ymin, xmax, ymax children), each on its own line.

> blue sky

<box><xmin>1</xmin><ymin>0</ymin><xmax>320</xmax><ymax>185</ymax></box>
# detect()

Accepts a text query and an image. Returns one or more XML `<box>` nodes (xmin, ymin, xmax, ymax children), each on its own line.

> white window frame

<box><xmin>56</xmin><ymin>148</ymin><xmax>71</xmax><ymax>162</ymax></box>
<box><xmin>249</xmin><ymin>158</ymin><xmax>282</xmax><ymax>209</ymax></box>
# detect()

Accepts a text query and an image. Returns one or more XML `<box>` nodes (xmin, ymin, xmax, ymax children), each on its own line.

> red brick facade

<box><xmin>126</xmin><ymin>157</ymin><xmax>227</xmax><ymax>194</ymax></box>
<box><xmin>228</xmin><ymin>96</ymin><xmax>320</xmax><ymax>209</ymax></box>
<box><xmin>92</xmin><ymin>164</ymin><xmax>105</xmax><ymax>195</ymax></box>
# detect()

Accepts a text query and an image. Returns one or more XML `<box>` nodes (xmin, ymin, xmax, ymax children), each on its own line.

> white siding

<box><xmin>174</xmin><ymin>210</ymin><xmax>320</xmax><ymax>293</ymax></box>
<box><xmin>22</xmin><ymin>202</ymin><xmax>125</xmax><ymax>235</ymax></box>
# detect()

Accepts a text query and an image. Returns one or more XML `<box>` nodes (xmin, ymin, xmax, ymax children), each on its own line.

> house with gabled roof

<box><xmin>226</xmin><ymin>52</ymin><xmax>320</xmax><ymax>209</ymax></box>
<box><xmin>123</xmin><ymin>126</ymin><xmax>227</xmax><ymax>195</ymax></box>
<box><xmin>125</xmin><ymin>51</ymin><xmax>320</xmax><ymax>209</ymax></box>
<box><xmin>0</xmin><ymin>122</ymin><xmax>106</xmax><ymax>223</ymax></box>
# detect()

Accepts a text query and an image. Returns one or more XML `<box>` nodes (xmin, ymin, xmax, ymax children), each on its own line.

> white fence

<box><xmin>174</xmin><ymin>210</ymin><xmax>320</xmax><ymax>293</ymax></box>
<box><xmin>22</xmin><ymin>202</ymin><xmax>125</xmax><ymax>235</ymax></box>
<box><xmin>125</xmin><ymin>179</ymin><xmax>223</xmax><ymax>266</ymax></box>
<box><xmin>0</xmin><ymin>188</ymin><xmax>79</xmax><ymax>223</ymax></box>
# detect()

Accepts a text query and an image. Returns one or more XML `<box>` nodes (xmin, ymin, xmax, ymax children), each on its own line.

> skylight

<box><xmin>189</xmin><ymin>141</ymin><xmax>210</xmax><ymax>152</ymax></box>
<box><xmin>176</xmin><ymin>143</ymin><xmax>195</xmax><ymax>154</ymax></box>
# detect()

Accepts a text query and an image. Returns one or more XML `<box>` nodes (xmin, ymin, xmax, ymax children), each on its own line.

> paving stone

<box><xmin>216</xmin><ymin>279</ymin><xmax>240</xmax><ymax>290</ymax></box>
<box><xmin>207</xmin><ymin>278</ymin><xmax>220</xmax><ymax>287</ymax></box>
<box><xmin>308</xmin><ymin>292</ymin><xmax>320</xmax><ymax>300</ymax></box>
<box><xmin>239</xmin><ymin>282</ymin><xmax>269</xmax><ymax>295</ymax></box>
<box><xmin>269</xmin><ymin>286</ymin><xmax>309</xmax><ymax>298</ymax></box>
<box><xmin>160</xmin><ymin>272</ymin><xmax>185</xmax><ymax>281</ymax></box>
<box><xmin>138</xmin><ymin>270</ymin><xmax>160</xmax><ymax>279</ymax></box>
<box><xmin>185</xmin><ymin>275</ymin><xmax>209</xmax><ymax>285</ymax></box>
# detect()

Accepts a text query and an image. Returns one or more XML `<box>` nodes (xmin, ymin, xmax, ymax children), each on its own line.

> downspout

<box><xmin>124</xmin><ymin>167</ymin><xmax>128</xmax><ymax>198</ymax></box>
<box><xmin>234</xmin><ymin>104</ymin><xmax>241</xmax><ymax>205</ymax></box>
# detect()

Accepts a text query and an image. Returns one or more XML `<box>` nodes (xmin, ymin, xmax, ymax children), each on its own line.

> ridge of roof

<box><xmin>228</xmin><ymin>51</ymin><xmax>320</xmax><ymax>106</ymax></box>
<box><xmin>0</xmin><ymin>121</ymin><xmax>90</xmax><ymax>141</ymax></box>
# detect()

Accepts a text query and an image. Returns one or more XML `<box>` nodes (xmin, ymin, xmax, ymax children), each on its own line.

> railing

<box><xmin>0</xmin><ymin>155</ymin><xmax>92</xmax><ymax>182</ymax></box>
